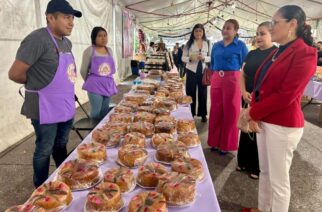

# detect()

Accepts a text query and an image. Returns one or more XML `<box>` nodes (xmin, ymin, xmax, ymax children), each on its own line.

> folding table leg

<box><xmin>75</xmin><ymin>129</ymin><xmax>84</xmax><ymax>140</ymax></box>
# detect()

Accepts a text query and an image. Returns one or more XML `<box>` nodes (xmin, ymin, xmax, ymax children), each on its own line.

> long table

<box><xmin>47</xmin><ymin>104</ymin><xmax>221</xmax><ymax>211</ymax></box>
<box><xmin>303</xmin><ymin>79</ymin><xmax>322</xmax><ymax>122</ymax></box>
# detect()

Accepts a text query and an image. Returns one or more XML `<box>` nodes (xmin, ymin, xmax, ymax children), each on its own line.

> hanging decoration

<box><xmin>138</xmin><ymin>29</ymin><xmax>146</xmax><ymax>53</ymax></box>
<box><xmin>127</xmin><ymin>0</ymin><xmax>271</xmax><ymax>38</ymax></box>
<box><xmin>123</xmin><ymin>10</ymin><xmax>135</xmax><ymax>58</ymax></box>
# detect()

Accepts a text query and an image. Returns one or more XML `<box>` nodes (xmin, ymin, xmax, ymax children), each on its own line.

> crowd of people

<box><xmin>6</xmin><ymin>0</ymin><xmax>319</xmax><ymax>211</ymax></box>
<box><xmin>170</xmin><ymin>4</ymin><xmax>318</xmax><ymax>212</ymax></box>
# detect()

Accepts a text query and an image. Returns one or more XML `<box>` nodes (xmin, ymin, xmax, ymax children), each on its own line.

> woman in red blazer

<box><xmin>242</xmin><ymin>5</ymin><xmax>317</xmax><ymax>212</ymax></box>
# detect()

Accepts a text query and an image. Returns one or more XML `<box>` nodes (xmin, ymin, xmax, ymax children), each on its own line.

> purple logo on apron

<box><xmin>25</xmin><ymin>27</ymin><xmax>76</xmax><ymax>124</ymax></box>
<box><xmin>82</xmin><ymin>46</ymin><xmax>118</xmax><ymax>97</ymax></box>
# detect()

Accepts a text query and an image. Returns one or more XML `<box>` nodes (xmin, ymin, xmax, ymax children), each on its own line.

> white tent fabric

<box><xmin>121</xmin><ymin>0</ymin><xmax>322</xmax><ymax>42</ymax></box>
<box><xmin>0</xmin><ymin>0</ymin><xmax>134</xmax><ymax>153</ymax></box>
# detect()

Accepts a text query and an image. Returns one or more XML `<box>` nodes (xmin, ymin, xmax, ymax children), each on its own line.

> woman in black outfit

<box><xmin>237</xmin><ymin>22</ymin><xmax>277</xmax><ymax>179</ymax></box>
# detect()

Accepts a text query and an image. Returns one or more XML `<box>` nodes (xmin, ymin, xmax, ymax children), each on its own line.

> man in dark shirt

<box><xmin>317</xmin><ymin>41</ymin><xmax>322</xmax><ymax>66</ymax></box>
<box><xmin>8</xmin><ymin>0</ymin><xmax>82</xmax><ymax>187</ymax></box>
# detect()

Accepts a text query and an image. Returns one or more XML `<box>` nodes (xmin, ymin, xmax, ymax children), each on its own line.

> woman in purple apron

<box><xmin>81</xmin><ymin>26</ymin><xmax>117</xmax><ymax>119</ymax></box>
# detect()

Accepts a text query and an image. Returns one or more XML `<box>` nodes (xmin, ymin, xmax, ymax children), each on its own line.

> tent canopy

<box><xmin>120</xmin><ymin>0</ymin><xmax>322</xmax><ymax>41</ymax></box>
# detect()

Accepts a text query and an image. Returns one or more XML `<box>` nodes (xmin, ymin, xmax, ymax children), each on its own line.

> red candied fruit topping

<box><xmin>25</xmin><ymin>204</ymin><xmax>33</xmax><ymax>209</ymax></box>
<box><xmin>36</xmin><ymin>187</ymin><xmax>44</xmax><ymax>192</ymax></box>
<box><xmin>95</xmin><ymin>197</ymin><xmax>102</xmax><ymax>205</ymax></box>
<box><xmin>58</xmin><ymin>183</ymin><xmax>65</xmax><ymax>189</ymax></box>
<box><xmin>89</xmin><ymin>196</ymin><xmax>96</xmax><ymax>201</ymax></box>
<box><xmin>150</xmin><ymin>192</ymin><xmax>157</xmax><ymax>197</ymax></box>
<box><xmin>77</xmin><ymin>167</ymin><xmax>85</xmax><ymax>172</ymax></box>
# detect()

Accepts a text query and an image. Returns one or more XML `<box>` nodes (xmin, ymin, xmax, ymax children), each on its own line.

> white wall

<box><xmin>0</xmin><ymin>0</ymin><xmax>134</xmax><ymax>153</ymax></box>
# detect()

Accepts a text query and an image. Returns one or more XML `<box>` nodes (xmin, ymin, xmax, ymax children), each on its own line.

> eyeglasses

<box><xmin>270</xmin><ymin>18</ymin><xmax>289</xmax><ymax>27</ymax></box>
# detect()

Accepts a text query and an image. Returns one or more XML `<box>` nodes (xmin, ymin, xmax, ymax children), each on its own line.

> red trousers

<box><xmin>207</xmin><ymin>71</ymin><xmax>241</xmax><ymax>151</ymax></box>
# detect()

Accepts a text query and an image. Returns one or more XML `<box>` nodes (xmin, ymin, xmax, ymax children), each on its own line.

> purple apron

<box><xmin>82</xmin><ymin>46</ymin><xmax>117</xmax><ymax>96</ymax></box>
<box><xmin>26</xmin><ymin>27</ymin><xmax>76</xmax><ymax>124</ymax></box>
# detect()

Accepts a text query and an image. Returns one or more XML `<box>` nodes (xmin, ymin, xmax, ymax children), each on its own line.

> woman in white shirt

<box><xmin>182</xmin><ymin>24</ymin><xmax>210</xmax><ymax>122</ymax></box>
<box><xmin>147</xmin><ymin>41</ymin><xmax>155</xmax><ymax>56</ymax></box>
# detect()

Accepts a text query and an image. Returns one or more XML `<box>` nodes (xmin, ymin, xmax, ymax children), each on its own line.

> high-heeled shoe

<box><xmin>201</xmin><ymin>116</ymin><xmax>207</xmax><ymax>122</ymax></box>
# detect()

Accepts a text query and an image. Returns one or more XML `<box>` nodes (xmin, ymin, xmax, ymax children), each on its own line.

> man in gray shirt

<box><xmin>8</xmin><ymin>0</ymin><xmax>82</xmax><ymax>187</ymax></box>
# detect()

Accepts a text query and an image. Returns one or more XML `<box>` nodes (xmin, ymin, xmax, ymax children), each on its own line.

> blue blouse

<box><xmin>210</xmin><ymin>38</ymin><xmax>248</xmax><ymax>71</ymax></box>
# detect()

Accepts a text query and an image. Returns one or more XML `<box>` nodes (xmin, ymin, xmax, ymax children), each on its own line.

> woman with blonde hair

<box><xmin>237</xmin><ymin>21</ymin><xmax>277</xmax><ymax>179</ymax></box>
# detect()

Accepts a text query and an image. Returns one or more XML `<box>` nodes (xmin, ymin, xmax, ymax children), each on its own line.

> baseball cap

<box><xmin>46</xmin><ymin>0</ymin><xmax>82</xmax><ymax>18</ymax></box>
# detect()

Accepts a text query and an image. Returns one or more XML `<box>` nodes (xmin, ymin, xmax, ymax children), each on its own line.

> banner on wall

<box><xmin>122</xmin><ymin>10</ymin><xmax>134</xmax><ymax>58</ymax></box>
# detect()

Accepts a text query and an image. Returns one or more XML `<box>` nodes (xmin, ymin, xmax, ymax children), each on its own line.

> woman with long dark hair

<box><xmin>80</xmin><ymin>26</ymin><xmax>117</xmax><ymax>119</ymax></box>
<box><xmin>243</xmin><ymin>5</ymin><xmax>317</xmax><ymax>212</ymax></box>
<box><xmin>207</xmin><ymin>19</ymin><xmax>248</xmax><ymax>154</ymax></box>
<box><xmin>182</xmin><ymin>24</ymin><xmax>210</xmax><ymax>122</ymax></box>
<box><xmin>237</xmin><ymin>22</ymin><xmax>277</xmax><ymax>179</ymax></box>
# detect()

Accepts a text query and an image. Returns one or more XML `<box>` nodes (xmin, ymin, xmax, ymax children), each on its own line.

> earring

<box><xmin>288</xmin><ymin>30</ymin><xmax>294</xmax><ymax>40</ymax></box>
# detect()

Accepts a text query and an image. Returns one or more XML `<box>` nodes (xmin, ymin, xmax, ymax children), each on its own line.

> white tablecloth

<box><xmin>47</xmin><ymin>105</ymin><xmax>221</xmax><ymax>212</ymax></box>
<box><xmin>304</xmin><ymin>80</ymin><xmax>322</xmax><ymax>101</ymax></box>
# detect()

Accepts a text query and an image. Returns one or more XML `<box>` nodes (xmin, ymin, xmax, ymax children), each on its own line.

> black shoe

<box><xmin>201</xmin><ymin>116</ymin><xmax>207</xmax><ymax>122</ymax></box>
<box><xmin>210</xmin><ymin>147</ymin><xmax>219</xmax><ymax>152</ymax></box>
<box><xmin>219</xmin><ymin>150</ymin><xmax>228</xmax><ymax>155</ymax></box>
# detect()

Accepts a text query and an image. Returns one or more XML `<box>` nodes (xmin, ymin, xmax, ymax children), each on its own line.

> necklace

<box><xmin>271</xmin><ymin>49</ymin><xmax>279</xmax><ymax>62</ymax></box>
